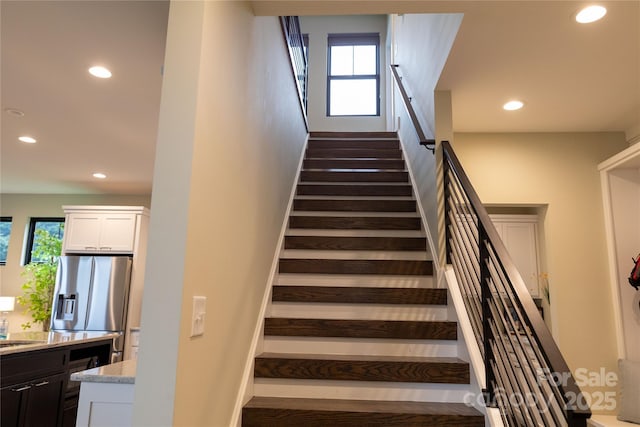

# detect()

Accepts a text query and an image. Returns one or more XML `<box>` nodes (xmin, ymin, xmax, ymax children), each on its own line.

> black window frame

<box><xmin>0</xmin><ymin>217</ymin><xmax>12</xmax><ymax>266</ymax></box>
<box><xmin>326</xmin><ymin>32</ymin><xmax>380</xmax><ymax>117</ymax></box>
<box><xmin>24</xmin><ymin>217</ymin><xmax>64</xmax><ymax>265</ymax></box>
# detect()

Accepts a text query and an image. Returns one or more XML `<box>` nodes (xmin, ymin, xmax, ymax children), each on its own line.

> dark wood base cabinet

<box><xmin>1</xmin><ymin>372</ymin><xmax>67</xmax><ymax>427</ymax></box>
<box><xmin>62</xmin><ymin>393</ymin><xmax>80</xmax><ymax>427</ymax></box>
<box><xmin>1</xmin><ymin>339</ymin><xmax>112</xmax><ymax>427</ymax></box>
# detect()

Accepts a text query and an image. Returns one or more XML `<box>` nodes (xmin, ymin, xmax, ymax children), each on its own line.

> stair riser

<box><xmin>304</xmin><ymin>159</ymin><xmax>406</xmax><ymax>170</ymax></box>
<box><xmin>263</xmin><ymin>337</ymin><xmax>458</xmax><ymax>358</ymax></box>
<box><xmin>272</xmin><ymin>286</ymin><xmax>445</xmax><ymax>305</ymax></box>
<box><xmin>252</xmin><ymin>380</ymin><xmax>472</xmax><ymax>404</ymax></box>
<box><xmin>300</xmin><ymin>171</ymin><xmax>409</xmax><ymax>182</ymax></box>
<box><xmin>306</xmin><ymin>149</ymin><xmax>403</xmax><ymax>159</ymax></box>
<box><xmin>284</xmin><ymin>236</ymin><xmax>426</xmax><ymax>251</ymax></box>
<box><xmin>289</xmin><ymin>216</ymin><xmax>421</xmax><ymax>230</ymax></box>
<box><xmin>309</xmin><ymin>131</ymin><xmax>398</xmax><ymax>138</ymax></box>
<box><xmin>297</xmin><ymin>185</ymin><xmax>412</xmax><ymax>197</ymax></box>
<box><xmin>279</xmin><ymin>259</ymin><xmax>432</xmax><ymax>275</ymax></box>
<box><xmin>264</xmin><ymin>319</ymin><xmax>456</xmax><ymax>340</ymax></box>
<box><xmin>254</xmin><ymin>358</ymin><xmax>469</xmax><ymax>384</ymax></box>
<box><xmin>293</xmin><ymin>199</ymin><xmax>417</xmax><ymax>212</ymax></box>
<box><xmin>307</xmin><ymin>139</ymin><xmax>400</xmax><ymax>149</ymax></box>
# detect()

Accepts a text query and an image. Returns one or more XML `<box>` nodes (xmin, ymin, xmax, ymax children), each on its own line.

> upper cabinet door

<box><xmin>64</xmin><ymin>214</ymin><xmax>102</xmax><ymax>252</ymax></box>
<box><xmin>98</xmin><ymin>214</ymin><xmax>137</xmax><ymax>252</ymax></box>
<box><xmin>64</xmin><ymin>213</ymin><xmax>137</xmax><ymax>253</ymax></box>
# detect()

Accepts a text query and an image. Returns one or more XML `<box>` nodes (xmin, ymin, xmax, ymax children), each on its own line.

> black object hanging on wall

<box><xmin>628</xmin><ymin>253</ymin><xmax>640</xmax><ymax>290</ymax></box>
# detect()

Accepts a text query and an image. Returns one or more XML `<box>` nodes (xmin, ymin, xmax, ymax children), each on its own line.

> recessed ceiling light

<box><xmin>5</xmin><ymin>108</ymin><xmax>25</xmax><ymax>117</ymax></box>
<box><xmin>88</xmin><ymin>66</ymin><xmax>112</xmax><ymax>79</ymax></box>
<box><xmin>503</xmin><ymin>100</ymin><xmax>524</xmax><ymax>111</ymax></box>
<box><xmin>93</xmin><ymin>173</ymin><xmax>107</xmax><ymax>179</ymax></box>
<box><xmin>18</xmin><ymin>136</ymin><xmax>37</xmax><ymax>144</ymax></box>
<box><xmin>576</xmin><ymin>5</ymin><xmax>607</xmax><ymax>23</ymax></box>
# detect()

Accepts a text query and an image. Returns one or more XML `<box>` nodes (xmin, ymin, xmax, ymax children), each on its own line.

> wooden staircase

<box><xmin>242</xmin><ymin>132</ymin><xmax>484</xmax><ymax>426</ymax></box>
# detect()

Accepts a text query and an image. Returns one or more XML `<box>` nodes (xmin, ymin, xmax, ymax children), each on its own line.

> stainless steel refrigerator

<box><xmin>50</xmin><ymin>255</ymin><xmax>132</xmax><ymax>361</ymax></box>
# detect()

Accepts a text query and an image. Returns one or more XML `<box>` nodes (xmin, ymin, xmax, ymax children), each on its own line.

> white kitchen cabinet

<box><xmin>72</xmin><ymin>360</ymin><xmax>136</xmax><ymax>427</ymax></box>
<box><xmin>491</xmin><ymin>215</ymin><xmax>541</xmax><ymax>296</ymax></box>
<box><xmin>63</xmin><ymin>212</ymin><xmax>137</xmax><ymax>253</ymax></box>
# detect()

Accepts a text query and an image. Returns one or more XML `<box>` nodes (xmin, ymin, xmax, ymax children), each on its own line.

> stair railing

<box><xmin>442</xmin><ymin>140</ymin><xmax>591</xmax><ymax>427</ymax></box>
<box><xmin>389</xmin><ymin>65</ymin><xmax>435</xmax><ymax>152</ymax></box>
<box><xmin>390</xmin><ymin>62</ymin><xmax>591</xmax><ymax>426</ymax></box>
<box><xmin>280</xmin><ymin>16</ymin><xmax>308</xmax><ymax>123</ymax></box>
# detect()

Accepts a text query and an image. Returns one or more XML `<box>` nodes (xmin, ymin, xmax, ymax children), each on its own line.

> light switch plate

<box><xmin>190</xmin><ymin>296</ymin><xmax>206</xmax><ymax>337</ymax></box>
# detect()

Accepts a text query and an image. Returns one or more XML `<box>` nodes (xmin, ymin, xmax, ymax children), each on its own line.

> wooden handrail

<box><xmin>389</xmin><ymin>64</ymin><xmax>435</xmax><ymax>152</ymax></box>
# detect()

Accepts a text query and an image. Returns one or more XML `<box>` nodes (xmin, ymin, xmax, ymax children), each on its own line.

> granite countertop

<box><xmin>71</xmin><ymin>359</ymin><xmax>136</xmax><ymax>384</ymax></box>
<box><xmin>0</xmin><ymin>331</ymin><xmax>119</xmax><ymax>356</ymax></box>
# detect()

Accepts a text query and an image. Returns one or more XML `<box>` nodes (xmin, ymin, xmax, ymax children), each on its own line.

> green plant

<box><xmin>18</xmin><ymin>228</ymin><xmax>63</xmax><ymax>330</ymax></box>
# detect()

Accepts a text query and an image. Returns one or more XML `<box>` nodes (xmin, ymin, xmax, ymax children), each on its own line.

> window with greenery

<box><xmin>327</xmin><ymin>33</ymin><xmax>380</xmax><ymax>116</ymax></box>
<box><xmin>0</xmin><ymin>217</ymin><xmax>12</xmax><ymax>265</ymax></box>
<box><xmin>24</xmin><ymin>218</ymin><xmax>64</xmax><ymax>264</ymax></box>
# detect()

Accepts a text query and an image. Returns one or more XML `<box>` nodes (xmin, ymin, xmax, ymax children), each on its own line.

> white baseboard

<box><xmin>396</xmin><ymin>132</ymin><xmax>441</xmax><ymax>279</ymax></box>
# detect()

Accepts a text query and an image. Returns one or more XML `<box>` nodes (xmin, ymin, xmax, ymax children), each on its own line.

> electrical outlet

<box><xmin>190</xmin><ymin>296</ymin><xmax>206</xmax><ymax>337</ymax></box>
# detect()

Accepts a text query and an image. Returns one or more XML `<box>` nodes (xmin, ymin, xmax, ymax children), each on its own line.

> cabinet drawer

<box><xmin>1</xmin><ymin>348</ymin><xmax>67</xmax><ymax>385</ymax></box>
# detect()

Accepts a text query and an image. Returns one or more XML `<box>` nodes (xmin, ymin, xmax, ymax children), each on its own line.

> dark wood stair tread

<box><xmin>297</xmin><ymin>184</ymin><xmax>412</xmax><ymax>196</ymax></box>
<box><xmin>279</xmin><ymin>259</ymin><xmax>433</xmax><ymax>275</ymax></box>
<box><xmin>243</xmin><ymin>397</ymin><xmax>484</xmax><ymax>426</ymax></box>
<box><xmin>257</xmin><ymin>353</ymin><xmax>464</xmax><ymax>364</ymax></box>
<box><xmin>272</xmin><ymin>286</ymin><xmax>445</xmax><ymax>305</ymax></box>
<box><xmin>289</xmin><ymin>215</ymin><xmax>421</xmax><ymax>230</ymax></box>
<box><xmin>254</xmin><ymin>353</ymin><xmax>469</xmax><ymax>383</ymax></box>
<box><xmin>304</xmin><ymin>159</ymin><xmax>406</xmax><ymax>170</ymax></box>
<box><xmin>264</xmin><ymin>318</ymin><xmax>457</xmax><ymax>340</ymax></box>
<box><xmin>284</xmin><ymin>236</ymin><xmax>426</xmax><ymax>251</ymax></box>
<box><xmin>300</xmin><ymin>170</ymin><xmax>409</xmax><ymax>182</ymax></box>
<box><xmin>305</xmin><ymin>148</ymin><xmax>403</xmax><ymax>159</ymax></box>
<box><xmin>293</xmin><ymin>199</ymin><xmax>417</xmax><ymax>212</ymax></box>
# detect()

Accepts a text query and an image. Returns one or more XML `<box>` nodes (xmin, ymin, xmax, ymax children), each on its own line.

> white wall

<box><xmin>391</xmin><ymin>13</ymin><xmax>463</xmax><ymax>265</ymax></box>
<box><xmin>599</xmin><ymin>143</ymin><xmax>640</xmax><ymax>362</ymax></box>
<box><xmin>0</xmin><ymin>193</ymin><xmax>150</xmax><ymax>332</ymax></box>
<box><xmin>132</xmin><ymin>2</ymin><xmax>307</xmax><ymax>426</ymax></box>
<box><xmin>300</xmin><ymin>15</ymin><xmax>388</xmax><ymax>132</ymax></box>
<box><xmin>606</xmin><ymin>168</ymin><xmax>640</xmax><ymax>361</ymax></box>
<box><xmin>452</xmin><ymin>132</ymin><xmax>628</xmax><ymax>412</ymax></box>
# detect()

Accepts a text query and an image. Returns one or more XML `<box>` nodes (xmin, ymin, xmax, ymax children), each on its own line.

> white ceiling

<box><xmin>435</xmin><ymin>1</ymin><xmax>640</xmax><ymax>134</ymax></box>
<box><xmin>1</xmin><ymin>1</ymin><xmax>638</xmax><ymax>195</ymax></box>
<box><xmin>1</xmin><ymin>1</ymin><xmax>169</xmax><ymax>195</ymax></box>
